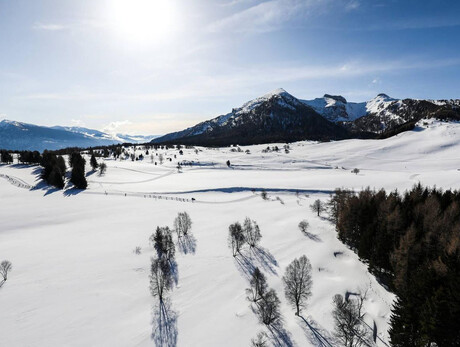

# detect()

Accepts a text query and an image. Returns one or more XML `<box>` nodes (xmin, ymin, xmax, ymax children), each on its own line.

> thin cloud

<box><xmin>208</xmin><ymin>0</ymin><xmax>326</xmax><ymax>34</ymax></box>
<box><xmin>33</xmin><ymin>23</ymin><xmax>67</xmax><ymax>31</ymax></box>
<box><xmin>22</xmin><ymin>58</ymin><xmax>460</xmax><ymax>102</ymax></box>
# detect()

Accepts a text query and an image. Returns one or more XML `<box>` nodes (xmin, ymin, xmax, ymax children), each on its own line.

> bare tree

<box><xmin>174</xmin><ymin>212</ymin><xmax>192</xmax><ymax>238</ymax></box>
<box><xmin>256</xmin><ymin>289</ymin><xmax>281</xmax><ymax>326</ymax></box>
<box><xmin>283</xmin><ymin>255</ymin><xmax>313</xmax><ymax>315</ymax></box>
<box><xmin>243</xmin><ymin>217</ymin><xmax>262</xmax><ymax>248</ymax></box>
<box><xmin>251</xmin><ymin>331</ymin><xmax>268</xmax><ymax>347</ymax></box>
<box><xmin>332</xmin><ymin>292</ymin><xmax>369</xmax><ymax>347</ymax></box>
<box><xmin>246</xmin><ymin>267</ymin><xmax>268</xmax><ymax>303</ymax></box>
<box><xmin>298</xmin><ymin>220</ymin><xmax>309</xmax><ymax>234</ymax></box>
<box><xmin>310</xmin><ymin>199</ymin><xmax>325</xmax><ymax>216</ymax></box>
<box><xmin>261</xmin><ymin>190</ymin><xmax>268</xmax><ymax>200</ymax></box>
<box><xmin>0</xmin><ymin>260</ymin><xmax>12</xmax><ymax>281</ymax></box>
<box><xmin>159</xmin><ymin>154</ymin><xmax>164</xmax><ymax>165</ymax></box>
<box><xmin>228</xmin><ymin>222</ymin><xmax>245</xmax><ymax>256</ymax></box>
<box><xmin>151</xmin><ymin>226</ymin><xmax>175</xmax><ymax>261</ymax></box>
<box><xmin>99</xmin><ymin>162</ymin><xmax>107</xmax><ymax>176</ymax></box>
<box><xmin>150</xmin><ymin>257</ymin><xmax>173</xmax><ymax>302</ymax></box>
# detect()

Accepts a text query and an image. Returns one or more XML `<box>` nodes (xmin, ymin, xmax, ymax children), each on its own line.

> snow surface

<box><xmin>1</xmin><ymin>119</ymin><xmax>460</xmax><ymax>346</ymax></box>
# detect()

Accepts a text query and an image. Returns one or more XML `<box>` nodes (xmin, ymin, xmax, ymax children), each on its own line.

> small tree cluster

<box><xmin>0</xmin><ymin>150</ymin><xmax>13</xmax><ymax>164</ymax></box>
<box><xmin>18</xmin><ymin>151</ymin><xmax>41</xmax><ymax>164</ymax></box>
<box><xmin>246</xmin><ymin>267</ymin><xmax>281</xmax><ymax>326</ymax></box>
<box><xmin>41</xmin><ymin>152</ymin><xmax>66</xmax><ymax>189</ymax></box>
<box><xmin>228</xmin><ymin>218</ymin><xmax>262</xmax><ymax>256</ymax></box>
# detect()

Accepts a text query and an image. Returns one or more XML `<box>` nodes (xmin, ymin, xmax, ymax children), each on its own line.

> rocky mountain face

<box><xmin>0</xmin><ymin>120</ymin><xmax>157</xmax><ymax>151</ymax></box>
<box><xmin>153</xmin><ymin>89</ymin><xmax>349</xmax><ymax>146</ymax></box>
<box><xmin>153</xmin><ymin>89</ymin><xmax>460</xmax><ymax>146</ymax></box>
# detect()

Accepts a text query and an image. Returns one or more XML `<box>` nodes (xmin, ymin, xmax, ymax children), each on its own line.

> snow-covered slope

<box><xmin>302</xmin><ymin>94</ymin><xmax>367</xmax><ymax>122</ymax></box>
<box><xmin>2</xmin><ymin>118</ymin><xmax>460</xmax><ymax>346</ymax></box>
<box><xmin>0</xmin><ymin>120</ymin><xmax>157</xmax><ymax>151</ymax></box>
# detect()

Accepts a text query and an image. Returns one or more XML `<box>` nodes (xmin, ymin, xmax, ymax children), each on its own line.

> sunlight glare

<box><xmin>109</xmin><ymin>0</ymin><xmax>176</xmax><ymax>44</ymax></box>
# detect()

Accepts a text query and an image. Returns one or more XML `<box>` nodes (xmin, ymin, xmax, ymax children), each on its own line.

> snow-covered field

<box><xmin>1</xmin><ymin>119</ymin><xmax>460</xmax><ymax>346</ymax></box>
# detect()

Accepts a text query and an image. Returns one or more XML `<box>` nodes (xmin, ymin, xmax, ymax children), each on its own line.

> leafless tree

<box><xmin>298</xmin><ymin>220</ymin><xmax>309</xmax><ymax>234</ymax></box>
<box><xmin>256</xmin><ymin>289</ymin><xmax>281</xmax><ymax>326</ymax></box>
<box><xmin>283</xmin><ymin>255</ymin><xmax>313</xmax><ymax>315</ymax></box>
<box><xmin>150</xmin><ymin>257</ymin><xmax>173</xmax><ymax>302</ymax></box>
<box><xmin>151</xmin><ymin>226</ymin><xmax>175</xmax><ymax>261</ymax></box>
<box><xmin>99</xmin><ymin>162</ymin><xmax>107</xmax><ymax>176</ymax></box>
<box><xmin>228</xmin><ymin>222</ymin><xmax>245</xmax><ymax>256</ymax></box>
<box><xmin>246</xmin><ymin>267</ymin><xmax>268</xmax><ymax>303</ymax></box>
<box><xmin>310</xmin><ymin>199</ymin><xmax>325</xmax><ymax>216</ymax></box>
<box><xmin>332</xmin><ymin>291</ymin><xmax>369</xmax><ymax>347</ymax></box>
<box><xmin>174</xmin><ymin>212</ymin><xmax>192</xmax><ymax>238</ymax></box>
<box><xmin>0</xmin><ymin>260</ymin><xmax>12</xmax><ymax>281</ymax></box>
<box><xmin>244</xmin><ymin>217</ymin><xmax>262</xmax><ymax>248</ymax></box>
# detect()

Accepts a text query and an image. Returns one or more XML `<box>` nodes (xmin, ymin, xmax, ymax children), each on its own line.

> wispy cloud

<box><xmin>208</xmin><ymin>0</ymin><xmax>327</xmax><ymax>33</ymax></box>
<box><xmin>345</xmin><ymin>0</ymin><xmax>360</xmax><ymax>11</ymax></box>
<box><xmin>23</xmin><ymin>57</ymin><xmax>460</xmax><ymax>103</ymax></box>
<box><xmin>33</xmin><ymin>22</ymin><xmax>67</xmax><ymax>31</ymax></box>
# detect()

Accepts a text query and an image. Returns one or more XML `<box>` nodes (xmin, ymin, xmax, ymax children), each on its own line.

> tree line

<box><xmin>330</xmin><ymin>184</ymin><xmax>460</xmax><ymax>346</ymax></box>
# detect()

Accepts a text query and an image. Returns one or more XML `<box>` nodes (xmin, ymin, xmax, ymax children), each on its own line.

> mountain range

<box><xmin>2</xmin><ymin>89</ymin><xmax>459</xmax><ymax>151</ymax></box>
<box><xmin>0</xmin><ymin>120</ymin><xmax>158</xmax><ymax>152</ymax></box>
<box><xmin>153</xmin><ymin>88</ymin><xmax>460</xmax><ymax>145</ymax></box>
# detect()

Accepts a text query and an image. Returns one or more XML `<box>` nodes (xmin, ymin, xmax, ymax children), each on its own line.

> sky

<box><xmin>0</xmin><ymin>0</ymin><xmax>459</xmax><ymax>135</ymax></box>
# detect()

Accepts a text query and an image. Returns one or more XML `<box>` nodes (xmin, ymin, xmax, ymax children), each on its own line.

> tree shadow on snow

<box><xmin>298</xmin><ymin>315</ymin><xmax>335</xmax><ymax>347</ymax></box>
<box><xmin>304</xmin><ymin>232</ymin><xmax>322</xmax><ymax>242</ymax></box>
<box><xmin>151</xmin><ymin>298</ymin><xmax>178</xmax><ymax>347</ymax></box>
<box><xmin>234</xmin><ymin>246</ymin><xmax>279</xmax><ymax>279</ymax></box>
<box><xmin>169</xmin><ymin>259</ymin><xmax>179</xmax><ymax>286</ymax></box>
<box><xmin>267</xmin><ymin>319</ymin><xmax>295</xmax><ymax>347</ymax></box>
<box><xmin>177</xmin><ymin>234</ymin><xmax>197</xmax><ymax>255</ymax></box>
<box><xmin>63</xmin><ymin>188</ymin><xmax>84</xmax><ymax>196</ymax></box>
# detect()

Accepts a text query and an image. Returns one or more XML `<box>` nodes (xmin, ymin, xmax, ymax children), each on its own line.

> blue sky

<box><xmin>0</xmin><ymin>0</ymin><xmax>459</xmax><ymax>135</ymax></box>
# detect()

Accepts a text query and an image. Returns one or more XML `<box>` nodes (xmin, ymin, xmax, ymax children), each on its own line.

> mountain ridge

<box><xmin>152</xmin><ymin>89</ymin><xmax>460</xmax><ymax>145</ymax></box>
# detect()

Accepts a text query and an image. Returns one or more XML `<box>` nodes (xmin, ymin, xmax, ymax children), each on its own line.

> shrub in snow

<box><xmin>0</xmin><ymin>260</ymin><xmax>12</xmax><ymax>281</ymax></box>
<box><xmin>298</xmin><ymin>220</ymin><xmax>309</xmax><ymax>235</ymax></box>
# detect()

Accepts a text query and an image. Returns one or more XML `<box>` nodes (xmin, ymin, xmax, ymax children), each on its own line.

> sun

<box><xmin>108</xmin><ymin>0</ymin><xmax>176</xmax><ymax>44</ymax></box>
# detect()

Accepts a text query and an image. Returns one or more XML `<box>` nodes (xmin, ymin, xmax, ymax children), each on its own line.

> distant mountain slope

<box><xmin>152</xmin><ymin>89</ymin><xmax>349</xmax><ymax>146</ymax></box>
<box><xmin>153</xmin><ymin>89</ymin><xmax>460</xmax><ymax>145</ymax></box>
<box><xmin>0</xmin><ymin>120</ymin><xmax>157</xmax><ymax>151</ymax></box>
